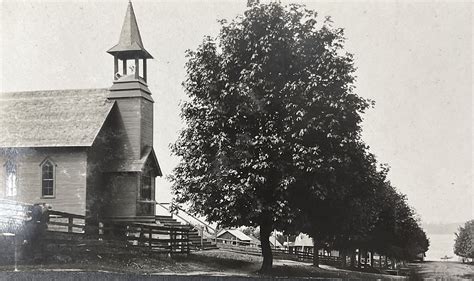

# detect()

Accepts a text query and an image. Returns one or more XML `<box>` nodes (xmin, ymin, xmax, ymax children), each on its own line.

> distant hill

<box><xmin>422</xmin><ymin>222</ymin><xmax>464</xmax><ymax>235</ymax></box>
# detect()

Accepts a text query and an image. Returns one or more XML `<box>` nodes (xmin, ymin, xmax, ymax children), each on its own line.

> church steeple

<box><xmin>108</xmin><ymin>1</ymin><xmax>152</xmax><ymax>83</ymax></box>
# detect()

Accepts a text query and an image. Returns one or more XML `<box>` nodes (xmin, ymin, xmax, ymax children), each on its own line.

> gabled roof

<box><xmin>105</xmin><ymin>146</ymin><xmax>162</xmax><ymax>176</ymax></box>
<box><xmin>293</xmin><ymin>233</ymin><xmax>313</xmax><ymax>247</ymax></box>
<box><xmin>217</xmin><ymin>229</ymin><xmax>253</xmax><ymax>241</ymax></box>
<box><xmin>247</xmin><ymin>234</ymin><xmax>260</xmax><ymax>245</ymax></box>
<box><xmin>270</xmin><ymin>234</ymin><xmax>284</xmax><ymax>248</ymax></box>
<box><xmin>0</xmin><ymin>89</ymin><xmax>114</xmax><ymax>148</ymax></box>
<box><xmin>107</xmin><ymin>1</ymin><xmax>153</xmax><ymax>59</ymax></box>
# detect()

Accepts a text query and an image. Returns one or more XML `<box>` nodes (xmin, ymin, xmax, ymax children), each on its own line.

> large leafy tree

<box><xmin>366</xmin><ymin>182</ymin><xmax>429</xmax><ymax>263</ymax></box>
<box><xmin>454</xmin><ymin>220</ymin><xmax>474</xmax><ymax>260</ymax></box>
<box><xmin>170</xmin><ymin>2</ymin><xmax>370</xmax><ymax>271</ymax></box>
<box><xmin>289</xmin><ymin>142</ymin><xmax>382</xmax><ymax>266</ymax></box>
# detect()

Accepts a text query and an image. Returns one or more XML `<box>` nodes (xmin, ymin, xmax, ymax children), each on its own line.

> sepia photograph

<box><xmin>0</xmin><ymin>0</ymin><xmax>472</xmax><ymax>280</ymax></box>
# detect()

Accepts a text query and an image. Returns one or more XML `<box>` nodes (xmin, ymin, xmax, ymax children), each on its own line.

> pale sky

<box><xmin>1</xmin><ymin>0</ymin><xmax>472</xmax><ymax>224</ymax></box>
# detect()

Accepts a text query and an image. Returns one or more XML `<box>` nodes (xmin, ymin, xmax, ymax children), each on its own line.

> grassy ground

<box><xmin>185</xmin><ymin>250</ymin><xmax>405</xmax><ymax>279</ymax></box>
<box><xmin>0</xmin><ymin>249</ymin><xmax>405</xmax><ymax>280</ymax></box>
<box><xmin>406</xmin><ymin>261</ymin><xmax>474</xmax><ymax>280</ymax></box>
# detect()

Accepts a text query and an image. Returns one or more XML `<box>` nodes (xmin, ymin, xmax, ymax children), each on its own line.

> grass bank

<box><xmin>0</xmin><ymin>249</ymin><xmax>405</xmax><ymax>280</ymax></box>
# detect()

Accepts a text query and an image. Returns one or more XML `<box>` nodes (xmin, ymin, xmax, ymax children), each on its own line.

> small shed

<box><xmin>217</xmin><ymin>229</ymin><xmax>253</xmax><ymax>246</ymax></box>
<box><xmin>289</xmin><ymin>233</ymin><xmax>340</xmax><ymax>256</ymax></box>
<box><xmin>292</xmin><ymin>233</ymin><xmax>314</xmax><ymax>253</ymax></box>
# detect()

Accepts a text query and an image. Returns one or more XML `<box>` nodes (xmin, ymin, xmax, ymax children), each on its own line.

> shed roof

<box><xmin>217</xmin><ymin>229</ymin><xmax>253</xmax><ymax>241</ymax></box>
<box><xmin>105</xmin><ymin>146</ymin><xmax>162</xmax><ymax>176</ymax></box>
<box><xmin>0</xmin><ymin>89</ymin><xmax>114</xmax><ymax>148</ymax></box>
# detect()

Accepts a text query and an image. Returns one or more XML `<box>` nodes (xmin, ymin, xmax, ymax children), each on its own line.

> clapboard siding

<box><xmin>113</xmin><ymin>96</ymin><xmax>153</xmax><ymax>161</ymax></box>
<box><xmin>141</xmin><ymin>98</ymin><xmax>153</xmax><ymax>152</ymax></box>
<box><xmin>0</xmin><ymin>148</ymin><xmax>87</xmax><ymax>215</ymax></box>
<box><xmin>103</xmin><ymin>173</ymin><xmax>138</xmax><ymax>217</ymax></box>
<box><xmin>114</xmin><ymin>98</ymin><xmax>141</xmax><ymax>159</ymax></box>
<box><xmin>86</xmin><ymin>111</ymin><xmax>115</xmax><ymax>224</ymax></box>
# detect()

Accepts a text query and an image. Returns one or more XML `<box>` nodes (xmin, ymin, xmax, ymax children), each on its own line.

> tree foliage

<box><xmin>171</xmin><ymin>2</ymin><xmax>371</xmax><ymax>271</ymax></box>
<box><xmin>171</xmin><ymin>1</ymin><xmax>428</xmax><ymax>271</ymax></box>
<box><xmin>242</xmin><ymin>226</ymin><xmax>260</xmax><ymax>240</ymax></box>
<box><xmin>290</xmin><ymin>145</ymin><xmax>429</xmax><ymax>265</ymax></box>
<box><xmin>454</xmin><ymin>220</ymin><xmax>474</xmax><ymax>260</ymax></box>
<box><xmin>367</xmin><ymin>183</ymin><xmax>429</xmax><ymax>261</ymax></box>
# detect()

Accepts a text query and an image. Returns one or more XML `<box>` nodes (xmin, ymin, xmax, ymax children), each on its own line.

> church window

<box><xmin>41</xmin><ymin>159</ymin><xmax>55</xmax><ymax>197</ymax></box>
<box><xmin>140</xmin><ymin>175</ymin><xmax>152</xmax><ymax>201</ymax></box>
<box><xmin>5</xmin><ymin>161</ymin><xmax>17</xmax><ymax>197</ymax></box>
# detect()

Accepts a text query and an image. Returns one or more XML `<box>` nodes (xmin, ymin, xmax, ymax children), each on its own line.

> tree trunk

<box><xmin>350</xmin><ymin>251</ymin><xmax>356</xmax><ymax>267</ymax></box>
<box><xmin>370</xmin><ymin>251</ymin><xmax>374</xmax><ymax>267</ymax></box>
<box><xmin>259</xmin><ymin>217</ymin><xmax>273</xmax><ymax>273</ymax></box>
<box><xmin>363</xmin><ymin>249</ymin><xmax>368</xmax><ymax>267</ymax></box>
<box><xmin>312</xmin><ymin>238</ymin><xmax>319</xmax><ymax>267</ymax></box>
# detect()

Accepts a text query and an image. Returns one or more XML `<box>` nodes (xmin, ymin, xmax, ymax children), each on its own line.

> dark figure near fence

<box><xmin>29</xmin><ymin>203</ymin><xmax>50</xmax><ymax>235</ymax></box>
<box><xmin>24</xmin><ymin>203</ymin><xmax>50</xmax><ymax>261</ymax></box>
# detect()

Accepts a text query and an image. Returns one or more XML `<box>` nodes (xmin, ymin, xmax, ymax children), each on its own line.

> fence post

<box><xmin>181</xmin><ymin>230</ymin><xmax>186</xmax><ymax>253</ymax></box>
<box><xmin>187</xmin><ymin>229</ymin><xmax>190</xmax><ymax>254</ymax></box>
<box><xmin>148</xmin><ymin>227</ymin><xmax>152</xmax><ymax>250</ymax></box>
<box><xmin>200</xmin><ymin>226</ymin><xmax>204</xmax><ymax>249</ymax></box>
<box><xmin>170</xmin><ymin>230</ymin><xmax>174</xmax><ymax>254</ymax></box>
<box><xmin>68</xmin><ymin>217</ymin><xmax>73</xmax><ymax>233</ymax></box>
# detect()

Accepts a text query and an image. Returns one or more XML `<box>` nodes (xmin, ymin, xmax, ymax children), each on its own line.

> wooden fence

<box><xmin>0</xmin><ymin>200</ymin><xmax>402</xmax><ymax>269</ymax></box>
<box><xmin>216</xmin><ymin>237</ymin><xmax>342</xmax><ymax>266</ymax></box>
<box><xmin>47</xmin><ymin>210</ymin><xmax>190</xmax><ymax>254</ymax></box>
<box><xmin>48</xmin><ymin>210</ymin><xmax>85</xmax><ymax>233</ymax></box>
<box><xmin>215</xmin><ymin>237</ymin><xmax>399</xmax><ymax>269</ymax></box>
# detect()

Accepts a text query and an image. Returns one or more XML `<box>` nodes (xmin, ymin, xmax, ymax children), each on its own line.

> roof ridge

<box><xmin>0</xmin><ymin>88</ymin><xmax>109</xmax><ymax>95</ymax></box>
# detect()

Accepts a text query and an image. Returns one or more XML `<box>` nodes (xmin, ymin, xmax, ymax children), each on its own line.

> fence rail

<box><xmin>0</xmin><ymin>200</ymin><xmax>403</xmax><ymax>269</ymax></box>
<box><xmin>48</xmin><ymin>210</ymin><xmax>85</xmax><ymax>233</ymax></box>
<box><xmin>46</xmin><ymin>210</ymin><xmax>190</xmax><ymax>254</ymax></box>
<box><xmin>216</xmin><ymin>237</ymin><xmax>342</xmax><ymax>266</ymax></box>
<box><xmin>156</xmin><ymin>202</ymin><xmax>216</xmax><ymax>237</ymax></box>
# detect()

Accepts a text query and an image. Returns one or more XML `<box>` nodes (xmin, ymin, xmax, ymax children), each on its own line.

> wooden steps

<box><xmin>155</xmin><ymin>215</ymin><xmax>217</xmax><ymax>250</ymax></box>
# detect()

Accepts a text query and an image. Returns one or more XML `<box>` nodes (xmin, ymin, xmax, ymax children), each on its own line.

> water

<box><xmin>425</xmin><ymin>233</ymin><xmax>458</xmax><ymax>261</ymax></box>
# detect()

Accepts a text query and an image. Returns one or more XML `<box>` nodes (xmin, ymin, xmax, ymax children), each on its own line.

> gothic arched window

<box><xmin>40</xmin><ymin>159</ymin><xmax>55</xmax><ymax>198</ymax></box>
<box><xmin>4</xmin><ymin>160</ymin><xmax>17</xmax><ymax>197</ymax></box>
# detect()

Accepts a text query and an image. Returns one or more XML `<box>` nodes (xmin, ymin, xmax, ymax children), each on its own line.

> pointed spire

<box><xmin>107</xmin><ymin>1</ymin><xmax>153</xmax><ymax>59</ymax></box>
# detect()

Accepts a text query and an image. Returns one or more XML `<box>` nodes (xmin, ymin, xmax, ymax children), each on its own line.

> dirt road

<box><xmin>407</xmin><ymin>261</ymin><xmax>473</xmax><ymax>280</ymax></box>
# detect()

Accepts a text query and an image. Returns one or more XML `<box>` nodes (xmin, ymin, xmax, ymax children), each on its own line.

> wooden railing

<box><xmin>118</xmin><ymin>223</ymin><xmax>190</xmax><ymax>254</ymax></box>
<box><xmin>45</xmin><ymin>210</ymin><xmax>190</xmax><ymax>254</ymax></box>
<box><xmin>48</xmin><ymin>210</ymin><xmax>85</xmax><ymax>233</ymax></box>
<box><xmin>215</xmin><ymin>237</ymin><xmax>342</xmax><ymax>266</ymax></box>
<box><xmin>215</xmin><ymin>237</ymin><xmax>396</xmax><ymax>269</ymax></box>
<box><xmin>156</xmin><ymin>202</ymin><xmax>216</xmax><ymax>235</ymax></box>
